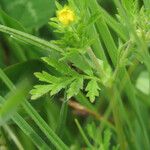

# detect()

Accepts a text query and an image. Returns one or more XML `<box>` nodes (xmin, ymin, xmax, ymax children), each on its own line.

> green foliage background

<box><xmin>0</xmin><ymin>0</ymin><xmax>149</xmax><ymax>150</ymax></box>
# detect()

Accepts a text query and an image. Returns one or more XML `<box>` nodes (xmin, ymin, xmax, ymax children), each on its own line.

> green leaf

<box><xmin>30</xmin><ymin>84</ymin><xmax>52</xmax><ymax>100</ymax></box>
<box><xmin>85</xmin><ymin>79</ymin><xmax>100</xmax><ymax>103</ymax></box>
<box><xmin>50</xmin><ymin>77</ymin><xmax>74</xmax><ymax>96</ymax></box>
<box><xmin>0</xmin><ymin>9</ymin><xmax>25</xmax><ymax>31</ymax></box>
<box><xmin>1</xmin><ymin>0</ymin><xmax>55</xmax><ymax>29</ymax></box>
<box><xmin>32</xmin><ymin>69</ymin><xmax>75</xmax><ymax>99</ymax></box>
<box><xmin>55</xmin><ymin>1</ymin><xmax>63</xmax><ymax>10</ymax></box>
<box><xmin>136</xmin><ymin>71</ymin><xmax>150</xmax><ymax>95</ymax></box>
<box><xmin>42</xmin><ymin>56</ymin><xmax>75</xmax><ymax>75</ymax></box>
<box><xmin>64</xmin><ymin>51</ymin><xmax>93</xmax><ymax>75</ymax></box>
<box><xmin>67</xmin><ymin>77</ymin><xmax>83</xmax><ymax>99</ymax></box>
<box><xmin>34</xmin><ymin>71</ymin><xmax>57</xmax><ymax>84</ymax></box>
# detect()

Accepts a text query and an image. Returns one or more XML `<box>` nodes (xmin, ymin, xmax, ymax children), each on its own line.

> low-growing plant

<box><xmin>0</xmin><ymin>0</ymin><xmax>149</xmax><ymax>150</ymax></box>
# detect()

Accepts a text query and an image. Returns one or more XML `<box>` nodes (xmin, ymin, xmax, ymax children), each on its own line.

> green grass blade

<box><xmin>0</xmin><ymin>96</ymin><xmax>50</xmax><ymax>150</ymax></box>
<box><xmin>56</xmin><ymin>92</ymin><xmax>68</xmax><ymax>137</ymax></box>
<box><xmin>75</xmin><ymin>119</ymin><xmax>93</xmax><ymax>149</ymax></box>
<box><xmin>91</xmin><ymin>0</ymin><xmax>128</xmax><ymax>41</ymax></box>
<box><xmin>0</xmin><ymin>80</ymin><xmax>29</xmax><ymax>125</ymax></box>
<box><xmin>23</xmin><ymin>101</ymin><xmax>70</xmax><ymax>150</ymax></box>
<box><xmin>3</xmin><ymin>125</ymin><xmax>24</xmax><ymax>150</ymax></box>
<box><xmin>89</xmin><ymin>1</ymin><xmax>118</xmax><ymax>65</ymax></box>
<box><xmin>0</xmin><ymin>68</ymin><xmax>15</xmax><ymax>90</ymax></box>
<box><xmin>88</xmin><ymin>1</ymin><xmax>150</xmax><ymax>149</ymax></box>
<box><xmin>0</xmin><ymin>24</ymin><xmax>62</xmax><ymax>53</ymax></box>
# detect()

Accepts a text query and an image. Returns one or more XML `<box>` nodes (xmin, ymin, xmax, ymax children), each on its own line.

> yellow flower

<box><xmin>57</xmin><ymin>6</ymin><xmax>75</xmax><ymax>26</ymax></box>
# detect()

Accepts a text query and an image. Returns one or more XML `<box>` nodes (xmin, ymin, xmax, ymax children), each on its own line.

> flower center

<box><xmin>57</xmin><ymin>6</ymin><xmax>75</xmax><ymax>25</ymax></box>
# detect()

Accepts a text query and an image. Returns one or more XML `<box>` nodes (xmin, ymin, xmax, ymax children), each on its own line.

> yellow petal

<box><xmin>57</xmin><ymin>6</ymin><xmax>75</xmax><ymax>26</ymax></box>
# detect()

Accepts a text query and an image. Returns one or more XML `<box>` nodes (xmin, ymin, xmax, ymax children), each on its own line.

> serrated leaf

<box><xmin>67</xmin><ymin>77</ymin><xmax>83</xmax><ymax>99</ymax></box>
<box><xmin>30</xmin><ymin>84</ymin><xmax>52</xmax><ymax>100</ymax></box>
<box><xmin>42</xmin><ymin>57</ymin><xmax>75</xmax><ymax>75</ymax></box>
<box><xmin>85</xmin><ymin>79</ymin><xmax>100</xmax><ymax>103</ymax></box>
<box><xmin>50</xmin><ymin>77</ymin><xmax>74</xmax><ymax>96</ymax></box>
<box><xmin>34</xmin><ymin>71</ymin><xmax>57</xmax><ymax>84</ymax></box>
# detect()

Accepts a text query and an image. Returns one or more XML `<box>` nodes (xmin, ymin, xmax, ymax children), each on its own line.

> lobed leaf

<box><xmin>67</xmin><ymin>77</ymin><xmax>83</xmax><ymax>99</ymax></box>
<box><xmin>30</xmin><ymin>84</ymin><xmax>52</xmax><ymax>100</ymax></box>
<box><xmin>50</xmin><ymin>77</ymin><xmax>74</xmax><ymax>96</ymax></box>
<box><xmin>34</xmin><ymin>71</ymin><xmax>58</xmax><ymax>84</ymax></box>
<box><xmin>42</xmin><ymin>56</ymin><xmax>75</xmax><ymax>75</ymax></box>
<box><xmin>85</xmin><ymin>79</ymin><xmax>100</xmax><ymax>103</ymax></box>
